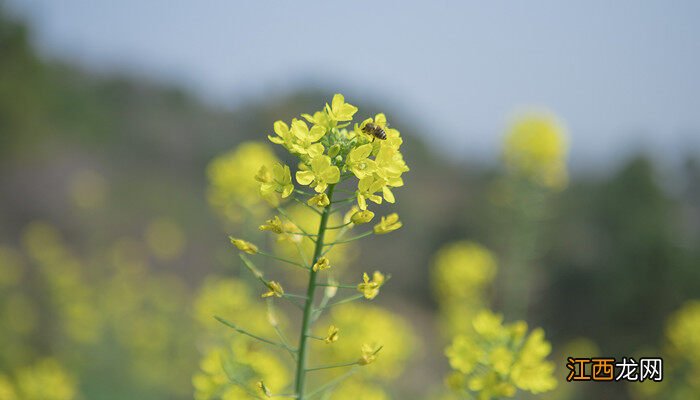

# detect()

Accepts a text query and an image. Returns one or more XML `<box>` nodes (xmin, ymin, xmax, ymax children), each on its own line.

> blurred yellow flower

<box><xmin>351</xmin><ymin>209</ymin><xmax>375</xmax><ymax>225</ymax></box>
<box><xmin>207</xmin><ymin>142</ymin><xmax>280</xmax><ymax>223</ymax></box>
<box><xmin>358</xmin><ymin>344</ymin><xmax>382</xmax><ymax>365</ymax></box>
<box><xmin>317</xmin><ymin>303</ymin><xmax>417</xmax><ymax>380</ymax></box>
<box><xmin>331</xmin><ymin>379</ymin><xmax>389</xmax><ymax>400</ymax></box>
<box><xmin>307</xmin><ymin>193</ymin><xmax>330</xmax><ymax>207</ymax></box>
<box><xmin>445</xmin><ymin>310</ymin><xmax>556</xmax><ymax>399</ymax></box>
<box><xmin>431</xmin><ymin>241</ymin><xmax>497</xmax><ymax>301</ymax></box>
<box><xmin>193</xmin><ymin>340</ymin><xmax>289</xmax><ymax>400</ymax></box>
<box><xmin>229</xmin><ymin>237</ymin><xmax>258</xmax><ymax>254</ymax></box>
<box><xmin>0</xmin><ymin>246</ymin><xmax>23</xmax><ymax>287</ymax></box>
<box><xmin>324</xmin><ymin>325</ymin><xmax>340</xmax><ymax>344</ymax></box>
<box><xmin>357</xmin><ymin>271</ymin><xmax>385</xmax><ymax>300</ymax></box>
<box><xmin>261</xmin><ymin>281</ymin><xmax>284</xmax><ymax>298</ymax></box>
<box><xmin>373</xmin><ymin>213</ymin><xmax>402</xmax><ymax>234</ymax></box>
<box><xmin>313</xmin><ymin>256</ymin><xmax>331</xmax><ymax>272</ymax></box>
<box><xmin>665</xmin><ymin>300</ymin><xmax>700</xmax><ymax>363</ymax></box>
<box><xmin>257</xmin><ymin>380</ymin><xmax>271</xmax><ymax>397</ymax></box>
<box><xmin>259</xmin><ymin>215</ymin><xmax>284</xmax><ymax>234</ymax></box>
<box><xmin>503</xmin><ymin>111</ymin><xmax>569</xmax><ymax>190</ymax></box>
<box><xmin>14</xmin><ymin>359</ymin><xmax>77</xmax><ymax>400</ymax></box>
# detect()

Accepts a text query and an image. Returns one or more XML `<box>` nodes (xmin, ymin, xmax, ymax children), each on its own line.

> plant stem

<box><xmin>294</xmin><ymin>184</ymin><xmax>335</xmax><ymax>399</ymax></box>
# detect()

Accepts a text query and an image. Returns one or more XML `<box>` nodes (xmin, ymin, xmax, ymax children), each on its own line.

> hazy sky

<box><xmin>9</xmin><ymin>1</ymin><xmax>700</xmax><ymax>170</ymax></box>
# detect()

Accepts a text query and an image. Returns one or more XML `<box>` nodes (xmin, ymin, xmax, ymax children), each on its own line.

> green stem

<box><xmin>294</xmin><ymin>184</ymin><xmax>335</xmax><ymax>399</ymax></box>
<box><xmin>305</xmin><ymin>361</ymin><xmax>358</xmax><ymax>372</ymax></box>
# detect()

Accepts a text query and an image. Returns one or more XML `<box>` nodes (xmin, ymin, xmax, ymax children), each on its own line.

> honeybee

<box><xmin>361</xmin><ymin>122</ymin><xmax>387</xmax><ymax>140</ymax></box>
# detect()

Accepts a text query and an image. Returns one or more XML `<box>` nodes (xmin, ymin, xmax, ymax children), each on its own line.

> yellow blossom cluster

<box><xmin>431</xmin><ymin>241</ymin><xmax>498</xmax><ymax>336</ymax></box>
<box><xmin>207</xmin><ymin>141</ymin><xmax>282</xmax><ymax>223</ymax></box>
<box><xmin>0</xmin><ymin>359</ymin><xmax>77</xmax><ymax>400</ymax></box>
<box><xmin>445</xmin><ymin>310</ymin><xmax>557</xmax><ymax>399</ymax></box>
<box><xmin>220</xmin><ymin>94</ymin><xmax>410</xmax><ymax>399</ymax></box>
<box><xmin>503</xmin><ymin>112</ymin><xmax>569</xmax><ymax>190</ymax></box>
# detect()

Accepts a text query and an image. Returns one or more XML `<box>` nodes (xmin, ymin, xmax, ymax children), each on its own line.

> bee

<box><xmin>361</xmin><ymin>122</ymin><xmax>387</xmax><ymax>140</ymax></box>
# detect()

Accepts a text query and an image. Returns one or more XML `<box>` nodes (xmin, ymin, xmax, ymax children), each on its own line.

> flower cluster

<box><xmin>207</xmin><ymin>142</ymin><xmax>282</xmax><ymax>223</ymax></box>
<box><xmin>0</xmin><ymin>359</ymin><xmax>77</xmax><ymax>400</ymax></box>
<box><xmin>431</xmin><ymin>241</ymin><xmax>498</xmax><ymax>336</ymax></box>
<box><xmin>445</xmin><ymin>310</ymin><xmax>557</xmax><ymax>399</ymax></box>
<box><xmin>502</xmin><ymin>112</ymin><xmax>568</xmax><ymax>190</ymax></box>
<box><xmin>219</xmin><ymin>94</ymin><xmax>410</xmax><ymax>399</ymax></box>
<box><xmin>267</xmin><ymin>94</ymin><xmax>409</xmax><ymax>210</ymax></box>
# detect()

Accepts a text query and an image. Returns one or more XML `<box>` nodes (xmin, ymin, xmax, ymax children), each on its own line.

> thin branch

<box><xmin>215</xmin><ymin>316</ymin><xmax>296</xmax><ymax>352</ymax></box>
<box><xmin>258</xmin><ymin>250</ymin><xmax>309</xmax><ymax>270</ymax></box>
<box><xmin>323</xmin><ymin>231</ymin><xmax>373</xmax><ymax>246</ymax></box>
<box><xmin>314</xmin><ymin>294</ymin><xmax>364</xmax><ymax>312</ymax></box>
<box><xmin>305</xmin><ymin>361</ymin><xmax>359</xmax><ymax>372</ymax></box>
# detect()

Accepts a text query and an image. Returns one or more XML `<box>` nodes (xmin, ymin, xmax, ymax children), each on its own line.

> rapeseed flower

<box><xmin>445</xmin><ymin>310</ymin><xmax>556</xmax><ymax>399</ymax></box>
<box><xmin>229</xmin><ymin>237</ymin><xmax>258</xmax><ymax>254</ymax></box>
<box><xmin>295</xmin><ymin>155</ymin><xmax>340</xmax><ymax>193</ymax></box>
<box><xmin>357</xmin><ymin>272</ymin><xmax>385</xmax><ymax>300</ymax></box>
<box><xmin>261</xmin><ymin>281</ymin><xmax>284</xmax><ymax>298</ymax></box>
<box><xmin>312</xmin><ymin>257</ymin><xmax>331</xmax><ymax>272</ymax></box>
<box><xmin>373</xmin><ymin>213</ymin><xmax>402</xmax><ymax>234</ymax></box>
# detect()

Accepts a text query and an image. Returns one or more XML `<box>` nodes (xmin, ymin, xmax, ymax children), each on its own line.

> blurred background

<box><xmin>1</xmin><ymin>1</ymin><xmax>699</xmax><ymax>399</ymax></box>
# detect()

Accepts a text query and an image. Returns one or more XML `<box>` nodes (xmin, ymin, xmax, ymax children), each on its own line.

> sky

<box><xmin>8</xmin><ymin>0</ymin><xmax>700</xmax><ymax>171</ymax></box>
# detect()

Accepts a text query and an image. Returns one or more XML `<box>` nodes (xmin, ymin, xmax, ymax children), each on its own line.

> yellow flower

<box><xmin>312</xmin><ymin>256</ymin><xmax>331</xmax><ymax>272</ymax></box>
<box><xmin>375</xmin><ymin>145</ymin><xmax>408</xmax><ymax>184</ymax></box>
<box><xmin>373</xmin><ymin>213</ymin><xmax>402</xmax><ymax>234</ymax></box>
<box><xmin>301</xmin><ymin>110</ymin><xmax>333</xmax><ymax>131</ymax></box>
<box><xmin>259</xmin><ymin>216</ymin><xmax>284</xmax><ymax>234</ymax></box>
<box><xmin>258</xmin><ymin>163</ymin><xmax>294</xmax><ymax>203</ymax></box>
<box><xmin>356</xmin><ymin>175</ymin><xmax>386</xmax><ymax>210</ymax></box>
<box><xmin>431</xmin><ymin>241</ymin><xmax>497</xmax><ymax>302</ymax></box>
<box><xmin>295</xmin><ymin>155</ymin><xmax>340</xmax><ymax>193</ymax></box>
<box><xmin>289</xmin><ymin>119</ymin><xmax>325</xmax><ymax>157</ymax></box>
<box><xmin>268</xmin><ymin>120</ymin><xmax>295</xmax><ymax>149</ymax></box>
<box><xmin>307</xmin><ymin>193</ymin><xmax>330</xmax><ymax>207</ymax></box>
<box><xmin>357</xmin><ymin>271</ymin><xmax>385</xmax><ymax>300</ymax></box>
<box><xmin>229</xmin><ymin>237</ymin><xmax>258</xmax><ymax>254</ymax></box>
<box><xmin>14</xmin><ymin>359</ymin><xmax>77</xmax><ymax>400</ymax></box>
<box><xmin>358</xmin><ymin>344</ymin><xmax>382</xmax><ymax>365</ymax></box>
<box><xmin>503</xmin><ymin>112</ymin><xmax>568</xmax><ymax>189</ymax></box>
<box><xmin>510</xmin><ymin>328</ymin><xmax>557</xmax><ymax>393</ymax></box>
<box><xmin>324</xmin><ymin>325</ymin><xmax>339</xmax><ymax>344</ymax></box>
<box><xmin>317</xmin><ymin>303</ymin><xmax>417</xmax><ymax>379</ymax></box>
<box><xmin>351</xmin><ymin>210</ymin><xmax>375</xmax><ymax>225</ymax></box>
<box><xmin>445</xmin><ymin>310</ymin><xmax>557</xmax><ymax>398</ymax></box>
<box><xmin>261</xmin><ymin>281</ymin><xmax>284</xmax><ymax>298</ymax></box>
<box><xmin>257</xmin><ymin>380</ymin><xmax>271</xmax><ymax>397</ymax></box>
<box><xmin>325</xmin><ymin>94</ymin><xmax>358</xmax><ymax>122</ymax></box>
<box><xmin>346</xmin><ymin>143</ymin><xmax>376</xmax><ymax>179</ymax></box>
<box><xmin>207</xmin><ymin>142</ymin><xmax>280</xmax><ymax>222</ymax></box>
